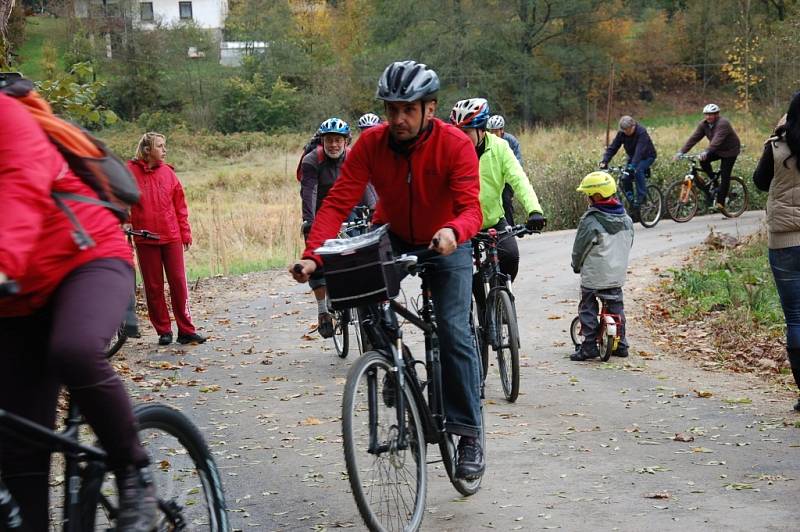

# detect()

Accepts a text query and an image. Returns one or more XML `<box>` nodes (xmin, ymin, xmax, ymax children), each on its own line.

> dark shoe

<box><xmin>124</xmin><ymin>323</ymin><xmax>141</xmax><ymax>339</ymax></box>
<box><xmin>177</xmin><ymin>332</ymin><xmax>207</xmax><ymax>344</ymax></box>
<box><xmin>455</xmin><ymin>436</ymin><xmax>485</xmax><ymax>480</ymax></box>
<box><xmin>158</xmin><ymin>333</ymin><xmax>173</xmax><ymax>346</ymax></box>
<box><xmin>794</xmin><ymin>398</ymin><xmax>800</xmax><ymax>412</ymax></box>
<box><xmin>629</xmin><ymin>206</ymin><xmax>641</xmax><ymax>223</ymax></box>
<box><xmin>382</xmin><ymin>373</ymin><xmax>396</xmax><ymax>408</ymax></box>
<box><xmin>612</xmin><ymin>346</ymin><xmax>629</xmax><ymax>358</ymax></box>
<box><xmin>115</xmin><ymin>465</ymin><xmax>157</xmax><ymax>532</ymax></box>
<box><xmin>570</xmin><ymin>343</ymin><xmax>599</xmax><ymax>361</ymax></box>
<box><xmin>318</xmin><ymin>312</ymin><xmax>334</xmax><ymax>338</ymax></box>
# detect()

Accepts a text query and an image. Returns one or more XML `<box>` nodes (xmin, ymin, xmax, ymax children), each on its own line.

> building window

<box><xmin>179</xmin><ymin>1</ymin><xmax>193</xmax><ymax>20</ymax></box>
<box><xmin>140</xmin><ymin>2</ymin><xmax>154</xmax><ymax>21</ymax></box>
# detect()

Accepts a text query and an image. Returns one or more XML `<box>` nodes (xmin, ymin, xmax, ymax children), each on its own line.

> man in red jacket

<box><xmin>290</xmin><ymin>60</ymin><xmax>486</xmax><ymax>480</ymax></box>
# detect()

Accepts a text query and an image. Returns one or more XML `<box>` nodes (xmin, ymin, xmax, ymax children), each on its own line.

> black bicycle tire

<box><xmin>494</xmin><ymin>291</ymin><xmax>520</xmax><ymax>403</ymax></box>
<box><xmin>333</xmin><ymin>309</ymin><xmax>349</xmax><ymax>358</ymax></box>
<box><xmin>342</xmin><ymin>351</ymin><xmax>427</xmax><ymax>532</ymax></box>
<box><xmin>639</xmin><ymin>185</ymin><xmax>663</xmax><ymax>228</ymax></box>
<box><xmin>133</xmin><ymin>403</ymin><xmax>230</xmax><ymax>532</ymax></box>
<box><xmin>721</xmin><ymin>176</ymin><xmax>748</xmax><ymax>218</ymax></box>
<box><xmin>569</xmin><ymin>316</ymin><xmax>582</xmax><ymax>348</ymax></box>
<box><xmin>665</xmin><ymin>180</ymin><xmax>698</xmax><ymax>223</ymax></box>
<box><xmin>106</xmin><ymin>323</ymin><xmax>128</xmax><ymax>357</ymax></box>
<box><xmin>438</xmin><ymin>401</ymin><xmax>485</xmax><ymax>496</ymax></box>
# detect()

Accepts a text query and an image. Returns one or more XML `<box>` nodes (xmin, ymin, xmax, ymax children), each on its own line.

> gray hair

<box><xmin>619</xmin><ymin>115</ymin><xmax>636</xmax><ymax>130</ymax></box>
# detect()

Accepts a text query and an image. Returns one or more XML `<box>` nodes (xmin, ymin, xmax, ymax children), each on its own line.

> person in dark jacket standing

<box><xmin>675</xmin><ymin>104</ymin><xmax>741</xmax><ymax>211</ymax></box>
<box><xmin>487</xmin><ymin>114</ymin><xmax>524</xmax><ymax>225</ymax></box>
<box><xmin>599</xmin><ymin>115</ymin><xmax>657</xmax><ymax>214</ymax></box>
<box><xmin>752</xmin><ymin>91</ymin><xmax>800</xmax><ymax>412</ymax></box>
<box><xmin>128</xmin><ymin>132</ymin><xmax>205</xmax><ymax>346</ymax></box>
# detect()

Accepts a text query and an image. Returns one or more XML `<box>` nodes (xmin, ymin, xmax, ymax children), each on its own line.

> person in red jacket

<box><xmin>0</xmin><ymin>91</ymin><xmax>156</xmax><ymax>530</ymax></box>
<box><xmin>127</xmin><ymin>132</ymin><xmax>206</xmax><ymax>345</ymax></box>
<box><xmin>290</xmin><ymin>60</ymin><xmax>486</xmax><ymax>481</ymax></box>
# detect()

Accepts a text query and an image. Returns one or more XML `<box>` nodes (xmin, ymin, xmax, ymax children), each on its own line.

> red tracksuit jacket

<box><xmin>303</xmin><ymin>118</ymin><xmax>482</xmax><ymax>265</ymax></box>
<box><xmin>0</xmin><ymin>93</ymin><xmax>131</xmax><ymax>316</ymax></box>
<box><xmin>127</xmin><ymin>159</ymin><xmax>192</xmax><ymax>246</ymax></box>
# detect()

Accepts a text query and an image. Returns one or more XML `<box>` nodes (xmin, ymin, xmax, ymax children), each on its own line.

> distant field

<box><xmin>15</xmin><ymin>16</ymin><xmax>70</xmax><ymax>80</ymax></box>
<box><xmin>97</xmin><ymin>119</ymin><xmax>772</xmax><ymax>279</ymax></box>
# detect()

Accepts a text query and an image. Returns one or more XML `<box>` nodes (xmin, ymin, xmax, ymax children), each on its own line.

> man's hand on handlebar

<box><xmin>290</xmin><ymin>259</ymin><xmax>317</xmax><ymax>283</ymax></box>
<box><xmin>526</xmin><ymin>212</ymin><xmax>546</xmax><ymax>232</ymax></box>
<box><xmin>429</xmin><ymin>228</ymin><xmax>457</xmax><ymax>256</ymax></box>
<box><xmin>598</xmin><ymin>161</ymin><xmax>608</xmax><ymax>169</ymax></box>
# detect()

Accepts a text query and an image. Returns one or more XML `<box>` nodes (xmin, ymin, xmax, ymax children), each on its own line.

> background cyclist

<box><xmin>357</xmin><ymin>112</ymin><xmax>382</xmax><ymax>132</ymax></box>
<box><xmin>487</xmin><ymin>114</ymin><xmax>523</xmax><ymax>226</ymax></box>
<box><xmin>674</xmin><ymin>103</ymin><xmax>741</xmax><ymax>212</ymax></box>
<box><xmin>290</xmin><ymin>60</ymin><xmax>486</xmax><ymax>481</ymax></box>
<box><xmin>300</xmin><ymin>117</ymin><xmax>376</xmax><ymax>338</ymax></box>
<box><xmin>599</xmin><ymin>115</ymin><xmax>657</xmax><ymax>220</ymax></box>
<box><xmin>451</xmin><ymin>98</ymin><xmax>546</xmax><ymax>284</ymax></box>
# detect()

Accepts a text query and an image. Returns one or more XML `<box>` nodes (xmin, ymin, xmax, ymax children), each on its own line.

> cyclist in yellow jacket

<box><xmin>450</xmin><ymin>98</ymin><xmax>545</xmax><ymax>281</ymax></box>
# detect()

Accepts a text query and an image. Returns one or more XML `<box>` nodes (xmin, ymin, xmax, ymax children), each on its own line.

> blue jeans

<box><xmin>622</xmin><ymin>157</ymin><xmax>654</xmax><ymax>206</ymax></box>
<box><xmin>769</xmin><ymin>246</ymin><xmax>800</xmax><ymax>349</ymax></box>
<box><xmin>393</xmin><ymin>238</ymin><xmax>482</xmax><ymax>437</ymax></box>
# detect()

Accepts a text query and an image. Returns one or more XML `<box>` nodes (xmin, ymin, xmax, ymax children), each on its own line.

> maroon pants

<box><xmin>136</xmin><ymin>241</ymin><xmax>196</xmax><ymax>336</ymax></box>
<box><xmin>0</xmin><ymin>259</ymin><xmax>149</xmax><ymax>531</ymax></box>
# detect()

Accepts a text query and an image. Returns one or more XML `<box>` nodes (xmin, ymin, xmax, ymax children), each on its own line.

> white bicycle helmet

<box><xmin>487</xmin><ymin>115</ymin><xmax>505</xmax><ymax>130</ymax></box>
<box><xmin>376</xmin><ymin>60</ymin><xmax>439</xmax><ymax>102</ymax></box>
<box><xmin>357</xmin><ymin>113</ymin><xmax>381</xmax><ymax>130</ymax></box>
<box><xmin>703</xmin><ymin>103</ymin><xmax>720</xmax><ymax>114</ymax></box>
<box><xmin>449</xmin><ymin>98</ymin><xmax>490</xmax><ymax>129</ymax></box>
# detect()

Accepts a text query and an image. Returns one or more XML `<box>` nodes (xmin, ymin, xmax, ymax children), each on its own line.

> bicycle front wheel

<box><xmin>598</xmin><ymin>320</ymin><xmax>614</xmax><ymax>362</ymax></box>
<box><xmin>721</xmin><ymin>176</ymin><xmax>748</xmax><ymax>218</ymax></box>
<box><xmin>96</xmin><ymin>404</ymin><xmax>230</xmax><ymax>531</ymax></box>
<box><xmin>639</xmin><ymin>185</ymin><xmax>663</xmax><ymax>228</ymax></box>
<box><xmin>493</xmin><ymin>291</ymin><xmax>520</xmax><ymax>403</ymax></box>
<box><xmin>342</xmin><ymin>351</ymin><xmax>427</xmax><ymax>532</ymax></box>
<box><xmin>333</xmin><ymin>309</ymin><xmax>350</xmax><ymax>358</ymax></box>
<box><xmin>665</xmin><ymin>180</ymin><xmax>698</xmax><ymax>223</ymax></box>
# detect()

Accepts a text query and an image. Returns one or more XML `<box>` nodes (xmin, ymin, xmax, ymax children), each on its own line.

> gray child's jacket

<box><xmin>571</xmin><ymin>201</ymin><xmax>634</xmax><ymax>289</ymax></box>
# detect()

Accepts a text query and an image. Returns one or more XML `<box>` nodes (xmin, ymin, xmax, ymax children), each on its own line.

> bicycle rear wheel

<box><xmin>342</xmin><ymin>351</ymin><xmax>427</xmax><ymax>532</ymax></box>
<box><xmin>721</xmin><ymin>176</ymin><xmax>748</xmax><ymax>218</ymax></box>
<box><xmin>97</xmin><ymin>404</ymin><xmax>229</xmax><ymax>531</ymax></box>
<box><xmin>665</xmin><ymin>180</ymin><xmax>698</xmax><ymax>223</ymax></box>
<box><xmin>439</xmin><ymin>402</ymin><xmax>485</xmax><ymax>496</ymax></box>
<box><xmin>492</xmin><ymin>291</ymin><xmax>520</xmax><ymax>402</ymax></box>
<box><xmin>639</xmin><ymin>185</ymin><xmax>663</xmax><ymax>228</ymax></box>
<box><xmin>106</xmin><ymin>323</ymin><xmax>127</xmax><ymax>357</ymax></box>
<box><xmin>333</xmin><ymin>309</ymin><xmax>350</xmax><ymax>358</ymax></box>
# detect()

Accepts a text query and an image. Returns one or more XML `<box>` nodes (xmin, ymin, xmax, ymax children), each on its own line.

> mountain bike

<box><xmin>606</xmin><ymin>165</ymin><xmax>663</xmax><ymax>228</ymax></box>
<box><xmin>0</xmin><ymin>281</ymin><xmax>230</xmax><ymax>531</ymax></box>
<box><xmin>331</xmin><ymin>206</ymin><xmax>372</xmax><ymax>358</ymax></box>
<box><xmin>106</xmin><ymin>228</ymin><xmax>160</xmax><ymax>357</ymax></box>
<box><xmin>665</xmin><ymin>154</ymin><xmax>749</xmax><ymax>222</ymax></box>
<box><xmin>569</xmin><ymin>296</ymin><xmax>622</xmax><ymax>362</ymax></box>
<box><xmin>472</xmin><ymin>224</ymin><xmax>535</xmax><ymax>403</ymax></box>
<box><xmin>313</xmin><ymin>227</ymin><xmax>485</xmax><ymax>531</ymax></box>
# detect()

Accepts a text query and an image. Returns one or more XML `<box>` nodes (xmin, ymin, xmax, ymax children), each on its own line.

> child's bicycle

<box><xmin>0</xmin><ymin>280</ymin><xmax>230</xmax><ymax>531</ymax></box>
<box><xmin>665</xmin><ymin>153</ymin><xmax>749</xmax><ymax>222</ymax></box>
<box><xmin>606</xmin><ymin>164</ymin><xmax>663</xmax><ymax>228</ymax></box>
<box><xmin>569</xmin><ymin>295</ymin><xmax>622</xmax><ymax>362</ymax></box>
<box><xmin>105</xmin><ymin>228</ymin><xmax>160</xmax><ymax>357</ymax></box>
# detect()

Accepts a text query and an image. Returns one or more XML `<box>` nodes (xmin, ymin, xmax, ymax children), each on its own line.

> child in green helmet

<box><xmin>570</xmin><ymin>171</ymin><xmax>635</xmax><ymax>361</ymax></box>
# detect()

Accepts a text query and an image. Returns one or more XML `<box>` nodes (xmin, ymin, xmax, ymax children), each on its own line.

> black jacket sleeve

<box><xmin>752</xmin><ymin>142</ymin><xmax>774</xmax><ymax>192</ymax></box>
<box><xmin>602</xmin><ymin>132</ymin><xmax>623</xmax><ymax>164</ymax></box>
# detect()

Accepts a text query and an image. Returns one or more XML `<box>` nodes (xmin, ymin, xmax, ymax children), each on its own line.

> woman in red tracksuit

<box><xmin>127</xmin><ymin>132</ymin><xmax>205</xmax><ymax>346</ymax></box>
<box><xmin>0</xmin><ymin>91</ymin><xmax>155</xmax><ymax>530</ymax></box>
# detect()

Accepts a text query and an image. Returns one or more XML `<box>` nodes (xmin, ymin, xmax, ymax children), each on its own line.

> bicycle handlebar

<box><xmin>124</xmin><ymin>228</ymin><xmax>160</xmax><ymax>240</ymax></box>
<box><xmin>473</xmin><ymin>224</ymin><xmax>536</xmax><ymax>243</ymax></box>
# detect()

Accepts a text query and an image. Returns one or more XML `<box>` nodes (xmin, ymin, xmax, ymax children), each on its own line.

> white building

<box><xmin>74</xmin><ymin>0</ymin><xmax>229</xmax><ymax>31</ymax></box>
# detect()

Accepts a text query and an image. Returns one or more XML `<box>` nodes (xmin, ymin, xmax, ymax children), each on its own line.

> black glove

<box><xmin>301</xmin><ymin>220</ymin><xmax>312</xmax><ymax>236</ymax></box>
<box><xmin>598</xmin><ymin>161</ymin><xmax>608</xmax><ymax>169</ymax></box>
<box><xmin>526</xmin><ymin>212</ymin><xmax>546</xmax><ymax>232</ymax></box>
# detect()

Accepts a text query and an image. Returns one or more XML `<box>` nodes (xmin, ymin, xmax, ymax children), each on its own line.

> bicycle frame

<box><xmin>0</xmin><ymin>402</ymin><xmax>110</xmax><ymax>531</ymax></box>
<box><xmin>679</xmin><ymin>156</ymin><xmax>718</xmax><ymax>203</ymax></box>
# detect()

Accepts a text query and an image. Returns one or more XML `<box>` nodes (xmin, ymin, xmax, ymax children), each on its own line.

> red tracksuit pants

<box><xmin>135</xmin><ymin>241</ymin><xmax>196</xmax><ymax>336</ymax></box>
